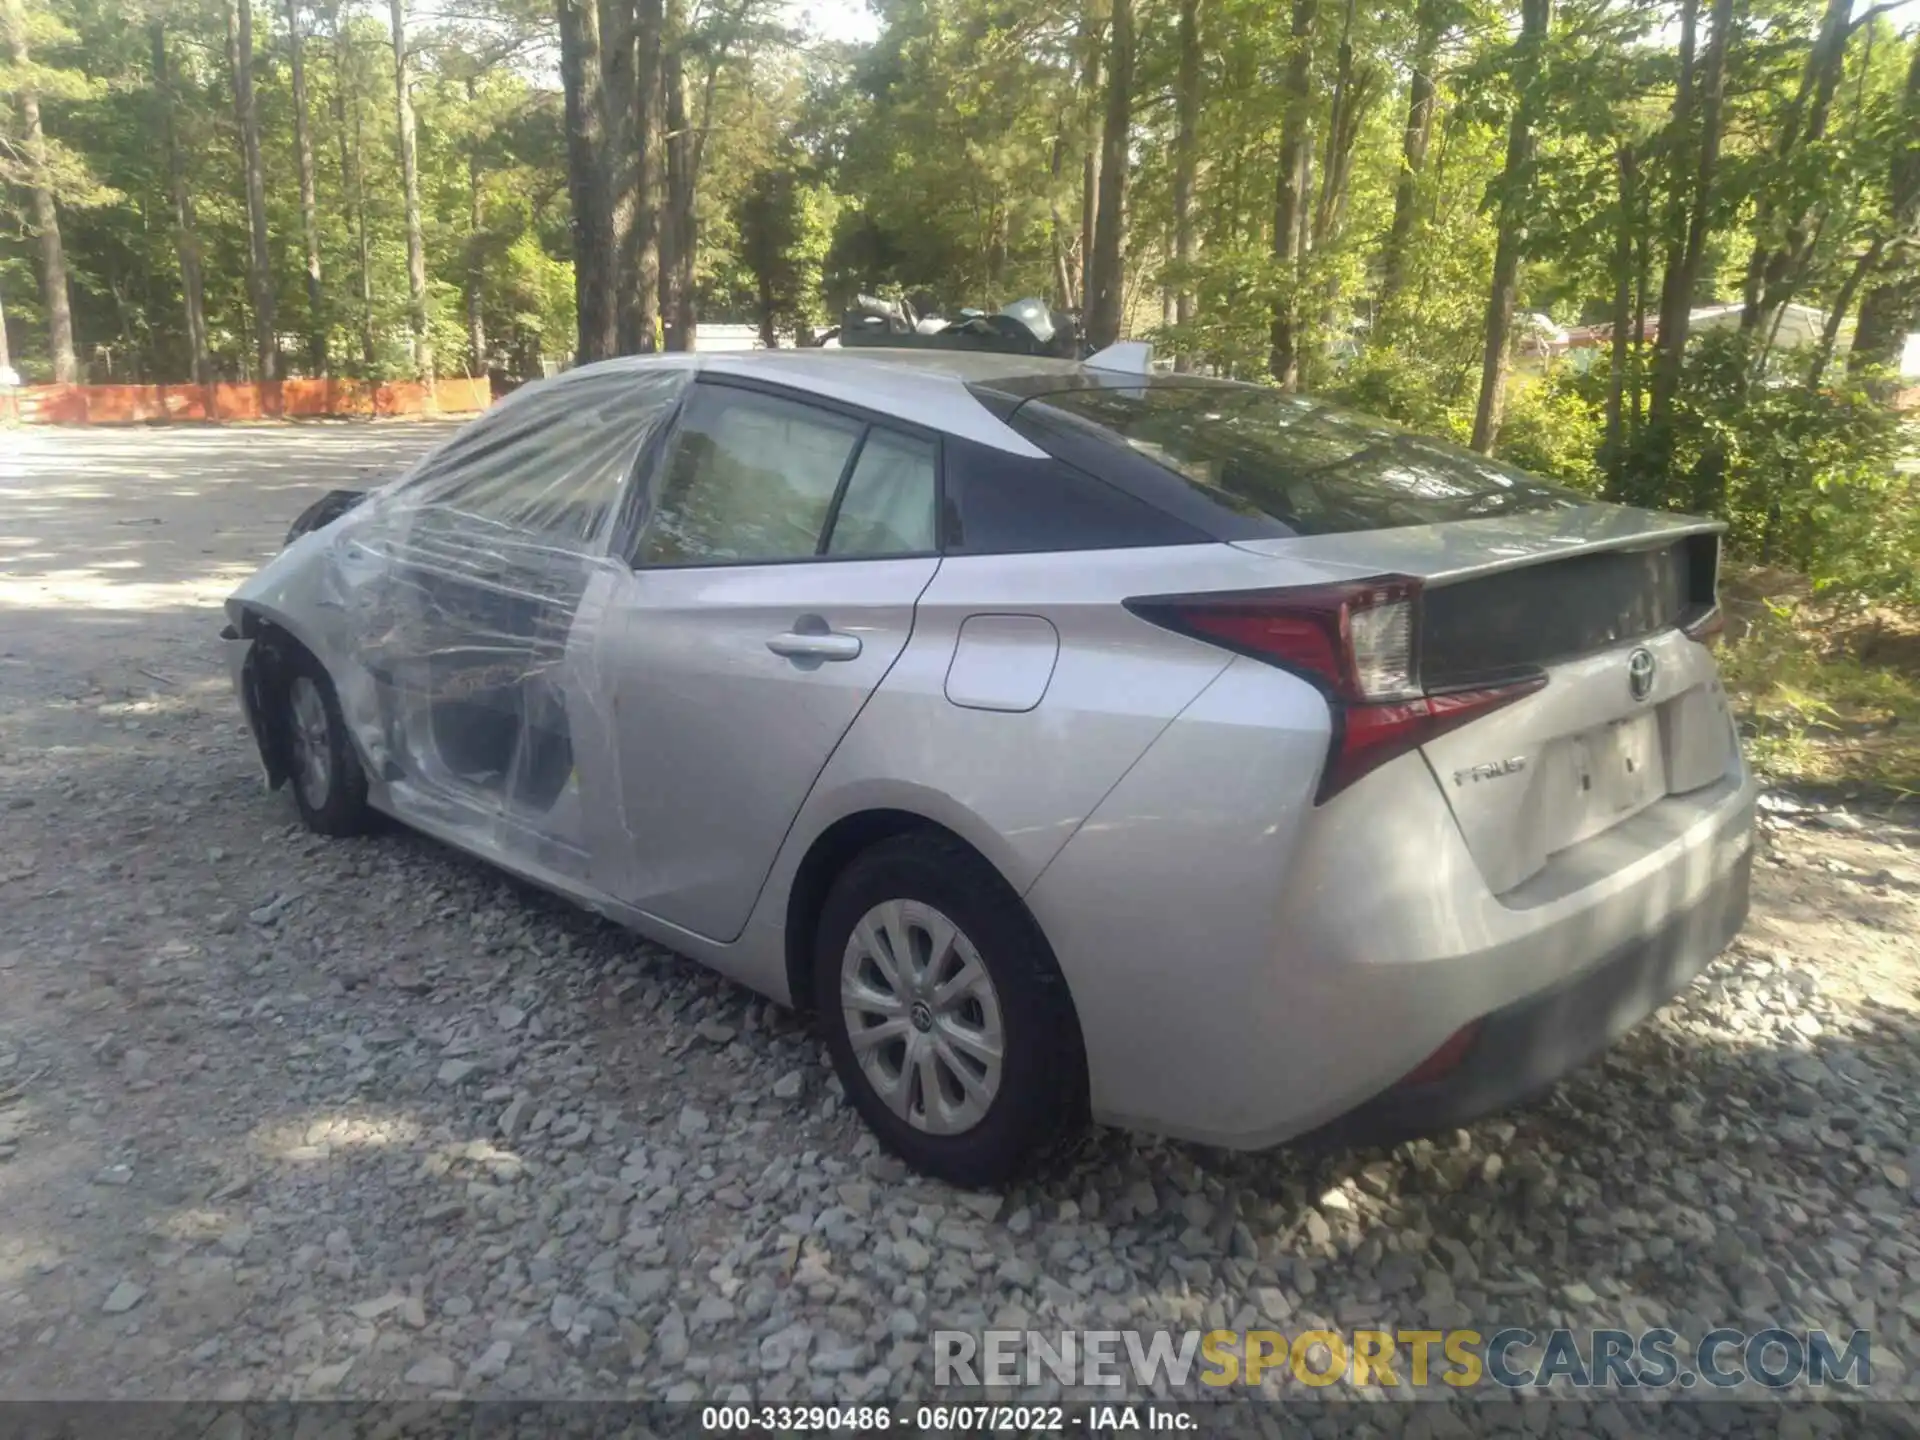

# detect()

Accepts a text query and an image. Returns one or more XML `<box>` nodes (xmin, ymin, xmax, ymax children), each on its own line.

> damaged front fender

<box><xmin>222</xmin><ymin>619</ymin><xmax>291</xmax><ymax>790</ymax></box>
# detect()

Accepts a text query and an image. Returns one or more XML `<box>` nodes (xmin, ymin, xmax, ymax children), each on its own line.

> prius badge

<box><xmin>1453</xmin><ymin>756</ymin><xmax>1527</xmax><ymax>787</ymax></box>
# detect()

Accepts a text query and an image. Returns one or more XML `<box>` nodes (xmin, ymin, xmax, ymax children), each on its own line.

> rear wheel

<box><xmin>281</xmin><ymin>650</ymin><xmax>372</xmax><ymax>836</ymax></box>
<box><xmin>814</xmin><ymin>833</ymin><xmax>1084</xmax><ymax>1187</ymax></box>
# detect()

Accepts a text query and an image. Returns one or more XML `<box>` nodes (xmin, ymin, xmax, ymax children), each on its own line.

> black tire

<box><xmin>279</xmin><ymin>646</ymin><xmax>373</xmax><ymax>837</ymax></box>
<box><xmin>814</xmin><ymin>832</ymin><xmax>1085</xmax><ymax>1187</ymax></box>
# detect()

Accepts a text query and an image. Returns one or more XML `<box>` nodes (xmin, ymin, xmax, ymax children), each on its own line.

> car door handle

<box><xmin>767</xmin><ymin>631</ymin><xmax>862</xmax><ymax>662</ymax></box>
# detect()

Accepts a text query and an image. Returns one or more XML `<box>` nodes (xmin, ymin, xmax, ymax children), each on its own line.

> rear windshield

<box><xmin>1022</xmin><ymin>383</ymin><xmax>1583</xmax><ymax>536</ymax></box>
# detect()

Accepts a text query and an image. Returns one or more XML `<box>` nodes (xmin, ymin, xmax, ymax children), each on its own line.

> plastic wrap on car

<box><xmin>297</xmin><ymin>362</ymin><xmax>689</xmax><ymax>876</ymax></box>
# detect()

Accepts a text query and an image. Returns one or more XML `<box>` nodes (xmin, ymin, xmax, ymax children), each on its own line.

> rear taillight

<box><xmin>1126</xmin><ymin>577</ymin><xmax>1545</xmax><ymax>802</ymax></box>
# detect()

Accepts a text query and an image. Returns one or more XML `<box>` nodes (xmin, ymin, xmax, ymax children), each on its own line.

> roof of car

<box><xmin>556</xmin><ymin>346</ymin><xmax>1237</xmax><ymax>455</ymax></box>
<box><xmin>701</xmin><ymin>349</ymin><xmax>1087</xmax><ymax>454</ymax></box>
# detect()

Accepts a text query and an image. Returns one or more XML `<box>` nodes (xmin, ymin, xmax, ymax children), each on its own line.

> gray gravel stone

<box><xmin>403</xmin><ymin>1355</ymin><xmax>458</xmax><ymax>1389</ymax></box>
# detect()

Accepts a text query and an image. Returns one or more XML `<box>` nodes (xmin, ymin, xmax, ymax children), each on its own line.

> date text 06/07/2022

<box><xmin>697</xmin><ymin>1404</ymin><xmax>1198</xmax><ymax>1432</ymax></box>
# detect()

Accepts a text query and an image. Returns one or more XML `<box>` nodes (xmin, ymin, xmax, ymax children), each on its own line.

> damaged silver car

<box><xmin>224</xmin><ymin>349</ymin><xmax>1755</xmax><ymax>1186</ymax></box>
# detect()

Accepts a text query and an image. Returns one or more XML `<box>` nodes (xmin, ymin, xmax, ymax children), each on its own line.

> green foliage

<box><xmin>1489</xmin><ymin>369</ymin><xmax>1608</xmax><ymax>492</ymax></box>
<box><xmin>1717</xmin><ymin>583</ymin><xmax>1920</xmax><ymax>792</ymax></box>
<box><xmin>733</xmin><ymin>156</ymin><xmax>839</xmax><ymax>339</ymax></box>
<box><xmin>1657</xmin><ymin>332</ymin><xmax>1916</xmax><ymax>603</ymax></box>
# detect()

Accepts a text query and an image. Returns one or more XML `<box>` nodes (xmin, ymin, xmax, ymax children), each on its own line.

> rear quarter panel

<box><xmin>737</xmin><ymin>542</ymin><xmax>1357</xmax><ymax>994</ymax></box>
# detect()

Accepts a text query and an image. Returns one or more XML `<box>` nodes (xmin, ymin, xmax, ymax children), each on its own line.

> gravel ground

<box><xmin>2</xmin><ymin>425</ymin><xmax>1919</xmax><ymax>1421</ymax></box>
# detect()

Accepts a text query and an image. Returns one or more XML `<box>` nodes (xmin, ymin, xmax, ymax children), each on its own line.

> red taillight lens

<box><xmin>1131</xmin><ymin>577</ymin><xmax>1422</xmax><ymax>703</ymax></box>
<box><xmin>1330</xmin><ymin>679</ymin><xmax>1546</xmax><ymax>797</ymax></box>
<box><xmin>1126</xmin><ymin>578</ymin><xmax>1545</xmax><ymax>802</ymax></box>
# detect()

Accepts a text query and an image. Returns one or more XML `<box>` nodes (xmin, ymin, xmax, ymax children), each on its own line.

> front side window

<box><xmin>637</xmin><ymin>385</ymin><xmax>938</xmax><ymax>565</ymax></box>
<box><xmin>399</xmin><ymin>366</ymin><xmax>690</xmax><ymax>547</ymax></box>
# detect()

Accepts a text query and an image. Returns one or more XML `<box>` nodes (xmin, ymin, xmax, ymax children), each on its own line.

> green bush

<box><xmin>1643</xmin><ymin>331</ymin><xmax>1918</xmax><ymax>605</ymax></box>
<box><xmin>1488</xmin><ymin>368</ymin><xmax>1606</xmax><ymax>494</ymax></box>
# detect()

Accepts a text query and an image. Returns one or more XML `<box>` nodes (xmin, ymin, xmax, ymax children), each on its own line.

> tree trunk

<box><xmin>1469</xmin><ymin>0</ymin><xmax>1550</xmax><ymax>454</ymax></box>
<box><xmin>1650</xmin><ymin>0</ymin><xmax>1732</xmax><ymax>428</ymax></box>
<box><xmin>1313</xmin><ymin>0</ymin><xmax>1359</xmax><ymax>249</ymax></box>
<box><xmin>632</xmin><ymin>0</ymin><xmax>664</xmax><ymax>352</ymax></box>
<box><xmin>227</xmin><ymin>0</ymin><xmax>278</xmax><ymax>382</ymax></box>
<box><xmin>0</xmin><ymin>276</ymin><xmax>10</xmax><ymax>382</ymax></box>
<box><xmin>1852</xmin><ymin>271</ymin><xmax>1920</xmax><ymax>382</ymax></box>
<box><xmin>602</xmin><ymin>0</ymin><xmax>641</xmax><ymax>353</ymax></box>
<box><xmin>1379</xmin><ymin>0</ymin><xmax>1442</xmax><ymax>321</ymax></box>
<box><xmin>1307</xmin><ymin>56</ymin><xmax>1379</xmax><ymax>389</ymax></box>
<box><xmin>286</xmin><ymin>0</ymin><xmax>326</xmax><ymax>374</ymax></box>
<box><xmin>1604</xmin><ymin>145</ymin><xmax>1636</xmax><ymax>495</ymax></box>
<box><xmin>755</xmin><ymin>268</ymin><xmax>777</xmax><ymax>349</ymax></box>
<box><xmin>1849</xmin><ymin>37</ymin><xmax>1920</xmax><ymax>384</ymax></box>
<box><xmin>559</xmin><ymin>0</ymin><xmax>615</xmax><ymax>362</ymax></box>
<box><xmin>1808</xmin><ymin>239</ymin><xmax>1879</xmax><ymax>384</ymax></box>
<box><xmin>659</xmin><ymin>0</ymin><xmax>696</xmax><ymax>351</ymax></box>
<box><xmin>680</xmin><ymin>12</ymin><xmax>728</xmax><ymax>354</ymax></box>
<box><xmin>6</xmin><ymin>0</ymin><xmax>78</xmax><ymax>383</ymax></box>
<box><xmin>1741</xmin><ymin>0</ymin><xmax>1852</xmax><ymax>338</ymax></box>
<box><xmin>1078</xmin><ymin>3</ymin><xmax>1104</xmax><ymax>314</ymax></box>
<box><xmin>465</xmin><ymin>78</ymin><xmax>487</xmax><ymax>378</ymax></box>
<box><xmin>1171</xmin><ymin>0</ymin><xmax>1202</xmax><ymax>364</ymax></box>
<box><xmin>1648</xmin><ymin>0</ymin><xmax>1697</xmax><ymax>414</ymax></box>
<box><xmin>1267</xmin><ymin>0</ymin><xmax>1317</xmax><ymax>388</ymax></box>
<box><xmin>390</xmin><ymin>0</ymin><xmax>432</xmax><ymax>380</ymax></box>
<box><xmin>1049</xmin><ymin>132</ymin><xmax>1075</xmax><ymax>310</ymax></box>
<box><xmin>1085</xmin><ymin>0</ymin><xmax>1133</xmax><ymax>350</ymax></box>
<box><xmin>327</xmin><ymin>5</ymin><xmax>377</xmax><ymax>370</ymax></box>
<box><xmin>1632</xmin><ymin>226</ymin><xmax>1649</xmax><ymax>432</ymax></box>
<box><xmin>151</xmin><ymin>21</ymin><xmax>213</xmax><ymax>388</ymax></box>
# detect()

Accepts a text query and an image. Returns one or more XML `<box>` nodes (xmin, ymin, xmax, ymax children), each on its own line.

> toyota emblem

<box><xmin>1627</xmin><ymin>646</ymin><xmax>1657</xmax><ymax>702</ymax></box>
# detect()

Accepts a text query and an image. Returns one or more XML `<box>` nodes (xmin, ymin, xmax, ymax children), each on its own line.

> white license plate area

<box><xmin>1567</xmin><ymin>711</ymin><xmax>1667</xmax><ymax>835</ymax></box>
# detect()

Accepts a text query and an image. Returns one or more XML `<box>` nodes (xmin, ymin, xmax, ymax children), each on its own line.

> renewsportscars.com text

<box><xmin>933</xmin><ymin>1327</ymin><xmax>1873</xmax><ymax>1391</ymax></box>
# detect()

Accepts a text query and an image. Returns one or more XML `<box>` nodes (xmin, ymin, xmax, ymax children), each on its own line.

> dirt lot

<box><xmin>2</xmin><ymin>424</ymin><xmax>1918</xmax><ymax>1418</ymax></box>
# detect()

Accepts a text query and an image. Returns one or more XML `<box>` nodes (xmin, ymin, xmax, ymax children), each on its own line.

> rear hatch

<box><xmin>1234</xmin><ymin>517</ymin><xmax>1738</xmax><ymax>896</ymax></box>
<box><xmin>995</xmin><ymin>376</ymin><xmax>1742</xmax><ymax>898</ymax></box>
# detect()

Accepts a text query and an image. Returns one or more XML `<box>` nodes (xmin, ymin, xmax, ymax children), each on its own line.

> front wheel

<box><xmin>814</xmin><ymin>833</ymin><xmax>1085</xmax><ymax>1187</ymax></box>
<box><xmin>280</xmin><ymin>650</ymin><xmax>373</xmax><ymax>837</ymax></box>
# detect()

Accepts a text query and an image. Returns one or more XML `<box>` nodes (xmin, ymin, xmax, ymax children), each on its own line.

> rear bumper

<box><xmin>1303</xmin><ymin>838</ymin><xmax>1751</xmax><ymax>1149</ymax></box>
<box><xmin>1025</xmin><ymin>654</ymin><xmax>1758</xmax><ymax>1151</ymax></box>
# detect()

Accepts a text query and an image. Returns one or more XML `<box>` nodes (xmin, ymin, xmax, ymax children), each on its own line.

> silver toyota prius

<box><xmin>222</xmin><ymin>347</ymin><xmax>1756</xmax><ymax>1186</ymax></box>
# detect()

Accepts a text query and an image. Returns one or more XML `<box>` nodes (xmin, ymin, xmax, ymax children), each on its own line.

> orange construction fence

<box><xmin>9</xmin><ymin>376</ymin><xmax>492</xmax><ymax>425</ymax></box>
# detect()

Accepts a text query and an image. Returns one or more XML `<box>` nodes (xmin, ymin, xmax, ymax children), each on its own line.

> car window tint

<box><xmin>826</xmin><ymin>430</ymin><xmax>937</xmax><ymax>557</ymax></box>
<box><xmin>400</xmin><ymin>366</ymin><xmax>689</xmax><ymax>546</ymax></box>
<box><xmin>639</xmin><ymin>386</ymin><xmax>864</xmax><ymax>565</ymax></box>
<box><xmin>942</xmin><ymin>434</ymin><xmax>1207</xmax><ymax>554</ymax></box>
<box><xmin>1028</xmin><ymin>384</ymin><xmax>1583</xmax><ymax>536</ymax></box>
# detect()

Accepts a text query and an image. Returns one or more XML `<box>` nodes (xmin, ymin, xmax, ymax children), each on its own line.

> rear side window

<box><xmin>942</xmin><ymin>435</ymin><xmax>1205</xmax><ymax>555</ymax></box>
<box><xmin>827</xmin><ymin>430</ymin><xmax>938</xmax><ymax>556</ymax></box>
<box><xmin>1022</xmin><ymin>384</ymin><xmax>1583</xmax><ymax>536</ymax></box>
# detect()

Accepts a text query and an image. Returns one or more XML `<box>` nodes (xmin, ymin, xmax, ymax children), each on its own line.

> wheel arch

<box><xmin>230</xmin><ymin>606</ymin><xmax>315</xmax><ymax>789</ymax></box>
<box><xmin>780</xmin><ymin>805</ymin><xmax>1086</xmax><ymax>1073</ymax></box>
<box><xmin>783</xmin><ymin>808</ymin><xmax>946</xmax><ymax>1015</ymax></box>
